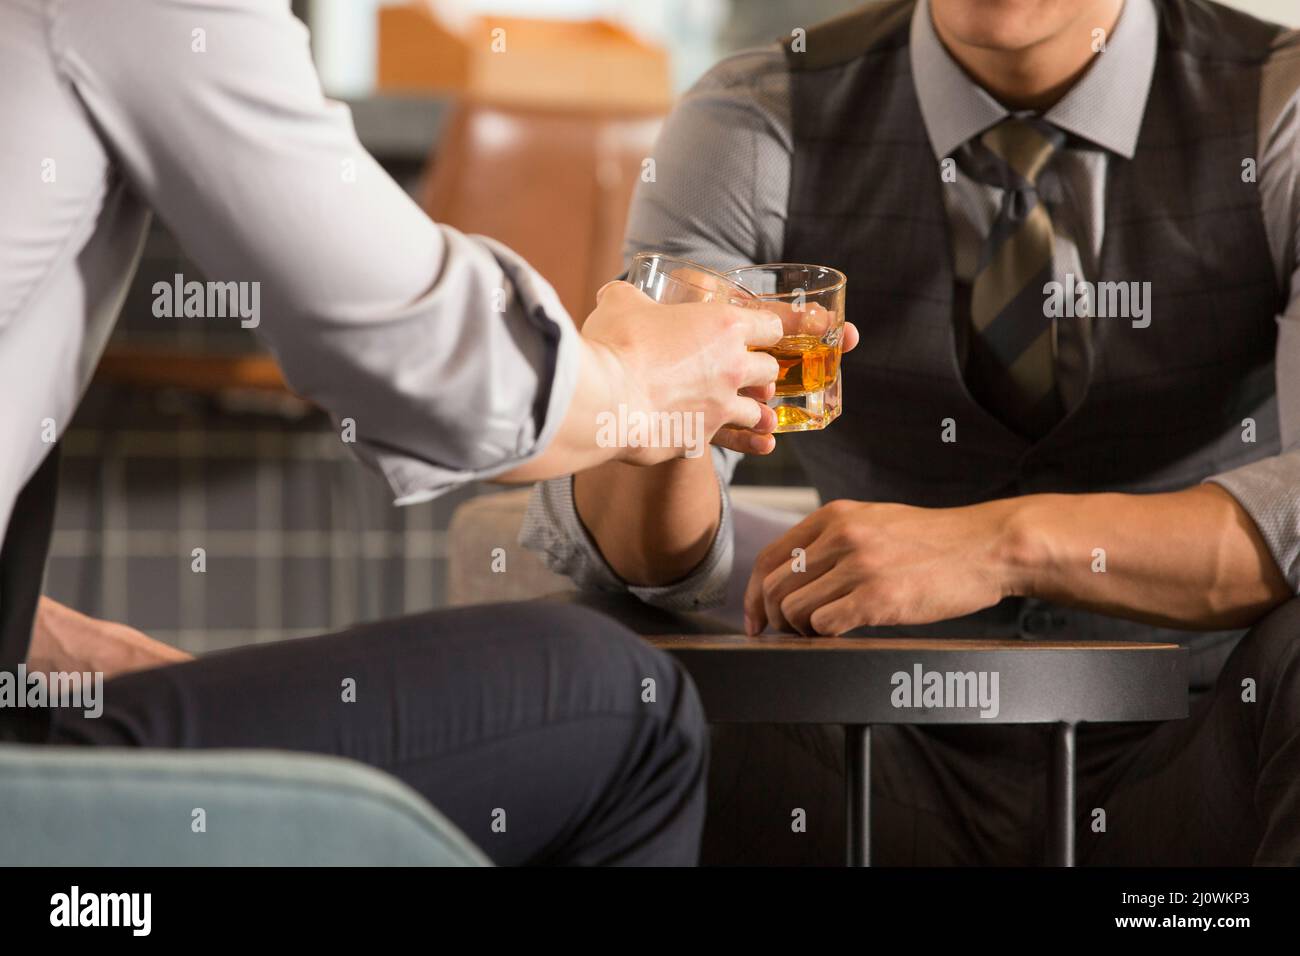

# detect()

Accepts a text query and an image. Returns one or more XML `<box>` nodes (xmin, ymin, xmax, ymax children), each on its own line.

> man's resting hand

<box><xmin>27</xmin><ymin>596</ymin><xmax>194</xmax><ymax>681</ymax></box>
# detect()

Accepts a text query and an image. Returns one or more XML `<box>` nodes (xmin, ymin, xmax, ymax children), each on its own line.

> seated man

<box><xmin>0</xmin><ymin>0</ymin><xmax>790</xmax><ymax>865</ymax></box>
<box><xmin>524</xmin><ymin>0</ymin><xmax>1300</xmax><ymax>864</ymax></box>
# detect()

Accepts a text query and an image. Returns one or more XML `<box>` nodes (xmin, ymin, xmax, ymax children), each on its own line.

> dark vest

<box><xmin>782</xmin><ymin>0</ymin><xmax>1285</xmax><ymax>667</ymax></box>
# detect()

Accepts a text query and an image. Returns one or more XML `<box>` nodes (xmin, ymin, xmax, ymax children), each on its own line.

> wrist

<box><xmin>578</xmin><ymin>334</ymin><xmax>660</xmax><ymax>467</ymax></box>
<box><xmin>577</xmin><ymin>334</ymin><xmax>623</xmax><ymax>405</ymax></box>
<box><xmin>576</xmin><ymin>335</ymin><xmax>629</xmax><ymax>464</ymax></box>
<box><xmin>991</xmin><ymin>495</ymin><xmax>1053</xmax><ymax>600</ymax></box>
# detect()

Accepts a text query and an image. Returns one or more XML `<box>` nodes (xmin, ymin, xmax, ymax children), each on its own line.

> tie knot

<box><xmin>978</xmin><ymin>117</ymin><xmax>1063</xmax><ymax>188</ymax></box>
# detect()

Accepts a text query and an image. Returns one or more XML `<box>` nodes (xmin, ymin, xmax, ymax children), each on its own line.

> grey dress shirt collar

<box><xmin>910</xmin><ymin>0</ymin><xmax>1159</xmax><ymax>160</ymax></box>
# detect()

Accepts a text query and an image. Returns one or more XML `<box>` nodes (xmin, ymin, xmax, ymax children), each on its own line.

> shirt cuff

<box><xmin>519</xmin><ymin>447</ymin><xmax>736</xmax><ymax>610</ymax></box>
<box><xmin>1205</xmin><ymin>449</ymin><xmax>1300</xmax><ymax>592</ymax></box>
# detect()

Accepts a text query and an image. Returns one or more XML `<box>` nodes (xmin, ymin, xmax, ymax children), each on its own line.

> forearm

<box><xmin>1003</xmin><ymin>484</ymin><xmax>1292</xmax><ymax>629</ymax></box>
<box><xmin>574</xmin><ymin>454</ymin><xmax>721</xmax><ymax>586</ymax></box>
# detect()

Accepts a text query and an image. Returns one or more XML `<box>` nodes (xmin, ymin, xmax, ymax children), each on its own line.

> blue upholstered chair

<box><xmin>0</xmin><ymin>745</ymin><xmax>489</xmax><ymax>866</ymax></box>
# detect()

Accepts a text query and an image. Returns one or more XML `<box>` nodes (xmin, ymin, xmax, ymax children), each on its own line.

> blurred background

<box><xmin>50</xmin><ymin>0</ymin><xmax>1300</xmax><ymax>653</ymax></box>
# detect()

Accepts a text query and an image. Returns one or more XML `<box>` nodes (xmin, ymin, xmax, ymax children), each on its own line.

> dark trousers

<box><xmin>702</xmin><ymin>597</ymin><xmax>1300</xmax><ymax>866</ymax></box>
<box><xmin>39</xmin><ymin>602</ymin><xmax>708</xmax><ymax>866</ymax></box>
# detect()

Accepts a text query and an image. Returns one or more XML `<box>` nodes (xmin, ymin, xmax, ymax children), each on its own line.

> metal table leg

<box><xmin>1047</xmin><ymin>721</ymin><xmax>1076</xmax><ymax>866</ymax></box>
<box><xmin>845</xmin><ymin>724</ymin><xmax>871</xmax><ymax>867</ymax></box>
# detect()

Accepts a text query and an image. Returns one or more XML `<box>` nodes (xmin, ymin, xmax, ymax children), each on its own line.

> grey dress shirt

<box><xmin>523</xmin><ymin>0</ymin><xmax>1300</xmax><ymax>603</ymax></box>
<box><xmin>0</xmin><ymin>0</ymin><xmax>581</xmax><ymax>552</ymax></box>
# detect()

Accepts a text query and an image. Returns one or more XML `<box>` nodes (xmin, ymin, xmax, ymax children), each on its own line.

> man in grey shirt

<box><xmin>0</xmin><ymin>0</ymin><xmax>790</xmax><ymax>865</ymax></box>
<box><xmin>525</xmin><ymin>0</ymin><xmax>1300</xmax><ymax>864</ymax></box>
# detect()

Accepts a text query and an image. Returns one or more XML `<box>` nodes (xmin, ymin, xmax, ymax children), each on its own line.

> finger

<box><xmin>739</xmin><ymin>382</ymin><xmax>777</xmax><ymax>402</ymax></box>
<box><xmin>746</xmin><ymin>401</ymin><xmax>777</xmax><ymax>435</ymax></box>
<box><xmin>740</xmin><ymin>309</ymin><xmax>785</xmax><ymax>347</ymax></box>
<box><xmin>739</xmin><ymin>351</ymin><xmax>781</xmax><ymax>390</ymax></box>
<box><xmin>841</xmin><ymin>321</ymin><xmax>860</xmax><ymax>354</ymax></box>
<box><xmin>761</xmin><ymin>566</ymin><xmax>796</xmax><ymax>634</ymax></box>
<box><xmin>758</xmin><ymin>510</ymin><xmax>831</xmax><ymax>577</ymax></box>
<box><xmin>759</xmin><ymin>545</ymin><xmax>840</xmax><ymax>635</ymax></box>
<box><xmin>781</xmin><ymin>568</ymin><xmax>857</xmax><ymax>636</ymax></box>
<box><xmin>671</xmin><ymin>265</ymin><xmax>738</xmax><ymax>296</ymax></box>
<box><xmin>724</xmin><ymin>396</ymin><xmax>767</xmax><ymax>432</ymax></box>
<box><xmin>758</xmin><ymin>300</ymin><xmax>797</xmax><ymax>325</ymax></box>
<box><xmin>713</xmin><ymin>426</ymin><xmax>776</xmax><ymax>456</ymax></box>
<box><xmin>808</xmin><ymin>593</ymin><xmax>863</xmax><ymax>636</ymax></box>
<box><xmin>595</xmin><ymin>279</ymin><xmax>649</xmax><ymax>306</ymax></box>
<box><xmin>790</xmin><ymin>302</ymin><xmax>834</xmax><ymax>337</ymax></box>
<box><xmin>743</xmin><ymin>517</ymin><xmax>822</xmax><ymax>634</ymax></box>
<box><xmin>743</xmin><ymin>561</ymin><xmax>769</xmax><ymax>635</ymax></box>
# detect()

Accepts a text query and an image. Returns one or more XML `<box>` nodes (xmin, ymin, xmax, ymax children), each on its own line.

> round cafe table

<box><xmin>546</xmin><ymin>592</ymin><xmax>1189</xmax><ymax>867</ymax></box>
<box><xmin>645</xmin><ymin>633</ymin><xmax>1188</xmax><ymax>867</ymax></box>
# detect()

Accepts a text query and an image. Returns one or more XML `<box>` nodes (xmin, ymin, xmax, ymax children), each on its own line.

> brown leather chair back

<box><xmin>422</xmin><ymin>101</ymin><xmax>664</xmax><ymax>324</ymax></box>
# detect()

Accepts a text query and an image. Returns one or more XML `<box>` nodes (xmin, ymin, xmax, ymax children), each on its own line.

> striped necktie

<box><xmin>960</xmin><ymin>116</ymin><xmax>1066</xmax><ymax>440</ymax></box>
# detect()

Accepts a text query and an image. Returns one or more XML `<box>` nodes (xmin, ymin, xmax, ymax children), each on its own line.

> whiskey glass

<box><xmin>724</xmin><ymin>263</ymin><xmax>846</xmax><ymax>432</ymax></box>
<box><xmin>626</xmin><ymin>252</ymin><xmax>756</xmax><ymax>307</ymax></box>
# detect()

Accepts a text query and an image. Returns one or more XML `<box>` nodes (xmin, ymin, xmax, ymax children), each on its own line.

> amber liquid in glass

<box><xmin>751</xmin><ymin>333</ymin><xmax>840</xmax><ymax>430</ymax></box>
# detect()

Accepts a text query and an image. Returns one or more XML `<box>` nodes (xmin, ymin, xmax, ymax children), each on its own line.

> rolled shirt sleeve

<box><xmin>50</xmin><ymin>0</ymin><xmax>576</xmax><ymax>502</ymax></box>
<box><xmin>369</xmin><ymin>233</ymin><xmax>581</xmax><ymax>504</ymax></box>
<box><xmin>1208</xmin><ymin>445</ymin><xmax>1300</xmax><ymax>592</ymax></box>
<box><xmin>520</xmin><ymin>447</ymin><xmax>742</xmax><ymax>610</ymax></box>
<box><xmin>1206</xmin><ymin>30</ymin><xmax>1300</xmax><ymax>594</ymax></box>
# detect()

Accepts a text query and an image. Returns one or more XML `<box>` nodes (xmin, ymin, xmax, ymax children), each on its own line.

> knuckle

<box><xmin>844</xmin><ymin>551</ymin><xmax>878</xmax><ymax>578</ymax></box>
<box><xmin>762</xmin><ymin>566</ymin><xmax>785</xmax><ymax>594</ymax></box>
<box><xmin>828</xmin><ymin>522</ymin><xmax>866</xmax><ymax>550</ymax></box>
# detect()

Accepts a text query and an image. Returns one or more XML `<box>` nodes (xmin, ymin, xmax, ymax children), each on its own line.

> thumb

<box><xmin>596</xmin><ymin>279</ymin><xmax>639</xmax><ymax>305</ymax></box>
